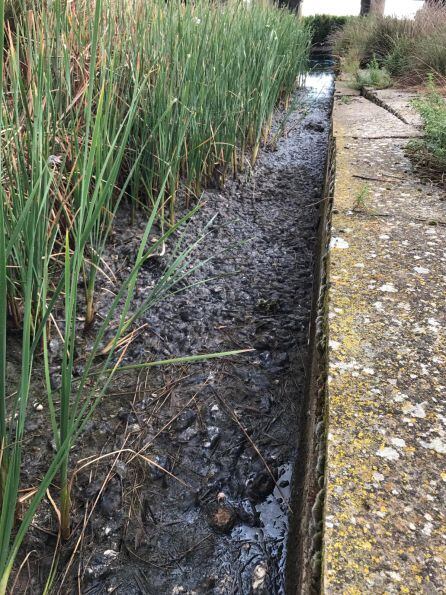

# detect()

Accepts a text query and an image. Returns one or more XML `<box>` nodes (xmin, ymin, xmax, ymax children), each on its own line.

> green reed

<box><xmin>0</xmin><ymin>0</ymin><xmax>310</xmax><ymax>589</ymax></box>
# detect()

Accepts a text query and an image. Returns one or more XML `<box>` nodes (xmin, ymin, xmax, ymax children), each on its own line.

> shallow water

<box><xmin>305</xmin><ymin>54</ymin><xmax>335</xmax><ymax>99</ymax></box>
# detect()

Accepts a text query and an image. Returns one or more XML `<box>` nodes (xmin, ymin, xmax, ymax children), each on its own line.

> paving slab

<box><xmin>332</xmin><ymin>96</ymin><xmax>422</xmax><ymax>140</ymax></box>
<box><xmin>334</xmin><ymin>81</ymin><xmax>361</xmax><ymax>98</ymax></box>
<box><xmin>323</xmin><ymin>83</ymin><xmax>446</xmax><ymax>593</ymax></box>
<box><xmin>363</xmin><ymin>87</ymin><xmax>423</xmax><ymax>128</ymax></box>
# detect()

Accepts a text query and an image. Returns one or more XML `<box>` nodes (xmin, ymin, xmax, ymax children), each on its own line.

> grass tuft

<box><xmin>332</xmin><ymin>5</ymin><xmax>446</xmax><ymax>85</ymax></box>
<box><xmin>409</xmin><ymin>77</ymin><xmax>446</xmax><ymax>178</ymax></box>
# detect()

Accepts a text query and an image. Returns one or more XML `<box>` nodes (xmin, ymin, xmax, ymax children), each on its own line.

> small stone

<box><xmin>379</xmin><ymin>283</ymin><xmax>398</xmax><ymax>293</ymax></box>
<box><xmin>305</xmin><ymin>121</ymin><xmax>325</xmax><ymax>132</ymax></box>
<box><xmin>103</xmin><ymin>550</ymin><xmax>118</xmax><ymax>558</ymax></box>
<box><xmin>245</xmin><ymin>469</ymin><xmax>276</xmax><ymax>502</ymax></box>
<box><xmin>204</xmin><ymin>426</ymin><xmax>220</xmax><ymax>449</ymax></box>
<box><xmin>177</xmin><ymin>427</ymin><xmax>198</xmax><ymax>443</ymax></box>
<box><xmin>237</xmin><ymin>498</ymin><xmax>259</xmax><ymax>527</ymax></box>
<box><xmin>128</xmin><ymin>423</ymin><xmax>141</xmax><ymax>433</ymax></box>
<box><xmin>330</xmin><ymin>237</ymin><xmax>349</xmax><ymax>250</ymax></box>
<box><xmin>174</xmin><ymin>409</ymin><xmax>197</xmax><ymax>432</ymax></box>
<box><xmin>376</xmin><ymin>447</ymin><xmax>399</xmax><ymax>461</ymax></box>
<box><xmin>207</xmin><ymin>505</ymin><xmax>236</xmax><ymax>533</ymax></box>
<box><xmin>252</xmin><ymin>562</ymin><xmax>268</xmax><ymax>592</ymax></box>
<box><xmin>150</xmin><ymin>454</ymin><xmax>171</xmax><ymax>480</ymax></box>
<box><xmin>115</xmin><ymin>460</ymin><xmax>128</xmax><ymax>479</ymax></box>
<box><xmin>390</xmin><ymin>438</ymin><xmax>406</xmax><ymax>448</ymax></box>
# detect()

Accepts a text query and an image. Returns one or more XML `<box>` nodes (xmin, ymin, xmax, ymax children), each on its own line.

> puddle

<box><xmin>305</xmin><ymin>53</ymin><xmax>335</xmax><ymax>99</ymax></box>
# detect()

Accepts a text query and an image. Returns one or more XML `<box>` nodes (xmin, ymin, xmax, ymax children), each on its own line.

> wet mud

<box><xmin>19</xmin><ymin>70</ymin><xmax>334</xmax><ymax>594</ymax></box>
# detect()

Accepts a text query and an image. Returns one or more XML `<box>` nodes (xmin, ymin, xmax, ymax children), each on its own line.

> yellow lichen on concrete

<box><xmin>323</xmin><ymin>88</ymin><xmax>446</xmax><ymax>593</ymax></box>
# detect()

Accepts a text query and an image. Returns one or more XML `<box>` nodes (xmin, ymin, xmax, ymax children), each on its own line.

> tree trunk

<box><xmin>360</xmin><ymin>0</ymin><xmax>371</xmax><ymax>15</ymax></box>
<box><xmin>282</xmin><ymin>0</ymin><xmax>302</xmax><ymax>12</ymax></box>
<box><xmin>361</xmin><ymin>0</ymin><xmax>385</xmax><ymax>15</ymax></box>
<box><xmin>370</xmin><ymin>0</ymin><xmax>385</xmax><ymax>14</ymax></box>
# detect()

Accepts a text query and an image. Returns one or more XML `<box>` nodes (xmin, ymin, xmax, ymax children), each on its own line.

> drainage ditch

<box><xmin>19</xmin><ymin>60</ymin><xmax>335</xmax><ymax>594</ymax></box>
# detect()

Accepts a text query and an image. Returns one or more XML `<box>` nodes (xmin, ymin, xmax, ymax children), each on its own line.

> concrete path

<box><xmin>323</xmin><ymin>84</ymin><xmax>446</xmax><ymax>593</ymax></box>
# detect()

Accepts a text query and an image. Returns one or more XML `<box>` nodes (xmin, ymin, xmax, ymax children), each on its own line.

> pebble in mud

<box><xmin>177</xmin><ymin>426</ymin><xmax>198</xmax><ymax>443</ymax></box>
<box><xmin>245</xmin><ymin>469</ymin><xmax>276</xmax><ymax>503</ymax></box>
<box><xmin>252</xmin><ymin>562</ymin><xmax>269</xmax><ymax>593</ymax></box>
<box><xmin>237</xmin><ymin>498</ymin><xmax>260</xmax><ymax>527</ymax></box>
<box><xmin>174</xmin><ymin>408</ymin><xmax>197</xmax><ymax>432</ymax></box>
<box><xmin>204</xmin><ymin>425</ymin><xmax>220</xmax><ymax>448</ymax></box>
<box><xmin>305</xmin><ymin>120</ymin><xmax>325</xmax><ymax>132</ymax></box>
<box><xmin>207</xmin><ymin>503</ymin><xmax>237</xmax><ymax>533</ymax></box>
<box><xmin>150</xmin><ymin>454</ymin><xmax>171</xmax><ymax>480</ymax></box>
<box><xmin>100</xmin><ymin>481</ymin><xmax>122</xmax><ymax>516</ymax></box>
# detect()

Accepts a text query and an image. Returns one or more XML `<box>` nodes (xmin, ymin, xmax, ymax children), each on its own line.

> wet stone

<box><xmin>174</xmin><ymin>409</ymin><xmax>197</xmax><ymax>432</ymax></box>
<box><xmin>236</xmin><ymin>498</ymin><xmax>260</xmax><ymax>527</ymax></box>
<box><xmin>100</xmin><ymin>481</ymin><xmax>122</xmax><ymax>517</ymax></box>
<box><xmin>150</xmin><ymin>454</ymin><xmax>171</xmax><ymax>480</ymax></box>
<box><xmin>305</xmin><ymin>120</ymin><xmax>325</xmax><ymax>133</ymax></box>
<box><xmin>252</xmin><ymin>562</ymin><xmax>269</xmax><ymax>594</ymax></box>
<box><xmin>245</xmin><ymin>470</ymin><xmax>276</xmax><ymax>503</ymax></box>
<box><xmin>204</xmin><ymin>426</ymin><xmax>220</xmax><ymax>449</ymax></box>
<box><xmin>207</xmin><ymin>504</ymin><xmax>237</xmax><ymax>534</ymax></box>
<box><xmin>177</xmin><ymin>427</ymin><xmax>198</xmax><ymax>443</ymax></box>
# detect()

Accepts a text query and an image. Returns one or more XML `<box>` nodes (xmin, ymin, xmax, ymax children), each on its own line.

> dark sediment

<box><xmin>19</xmin><ymin>75</ymin><xmax>333</xmax><ymax>594</ymax></box>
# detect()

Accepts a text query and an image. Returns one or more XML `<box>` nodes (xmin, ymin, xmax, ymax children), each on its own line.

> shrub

<box><xmin>302</xmin><ymin>14</ymin><xmax>350</xmax><ymax>46</ymax></box>
<box><xmin>355</xmin><ymin>58</ymin><xmax>392</xmax><ymax>89</ymax></box>
<box><xmin>333</xmin><ymin>5</ymin><xmax>446</xmax><ymax>84</ymax></box>
<box><xmin>384</xmin><ymin>38</ymin><xmax>412</xmax><ymax>77</ymax></box>
<box><xmin>410</xmin><ymin>79</ymin><xmax>446</xmax><ymax>171</ymax></box>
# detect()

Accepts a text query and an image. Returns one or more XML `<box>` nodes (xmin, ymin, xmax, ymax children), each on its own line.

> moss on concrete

<box><xmin>323</xmin><ymin>85</ymin><xmax>446</xmax><ymax>593</ymax></box>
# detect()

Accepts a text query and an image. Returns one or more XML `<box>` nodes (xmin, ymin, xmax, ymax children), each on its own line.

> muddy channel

<box><xmin>19</xmin><ymin>62</ymin><xmax>334</xmax><ymax>594</ymax></box>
